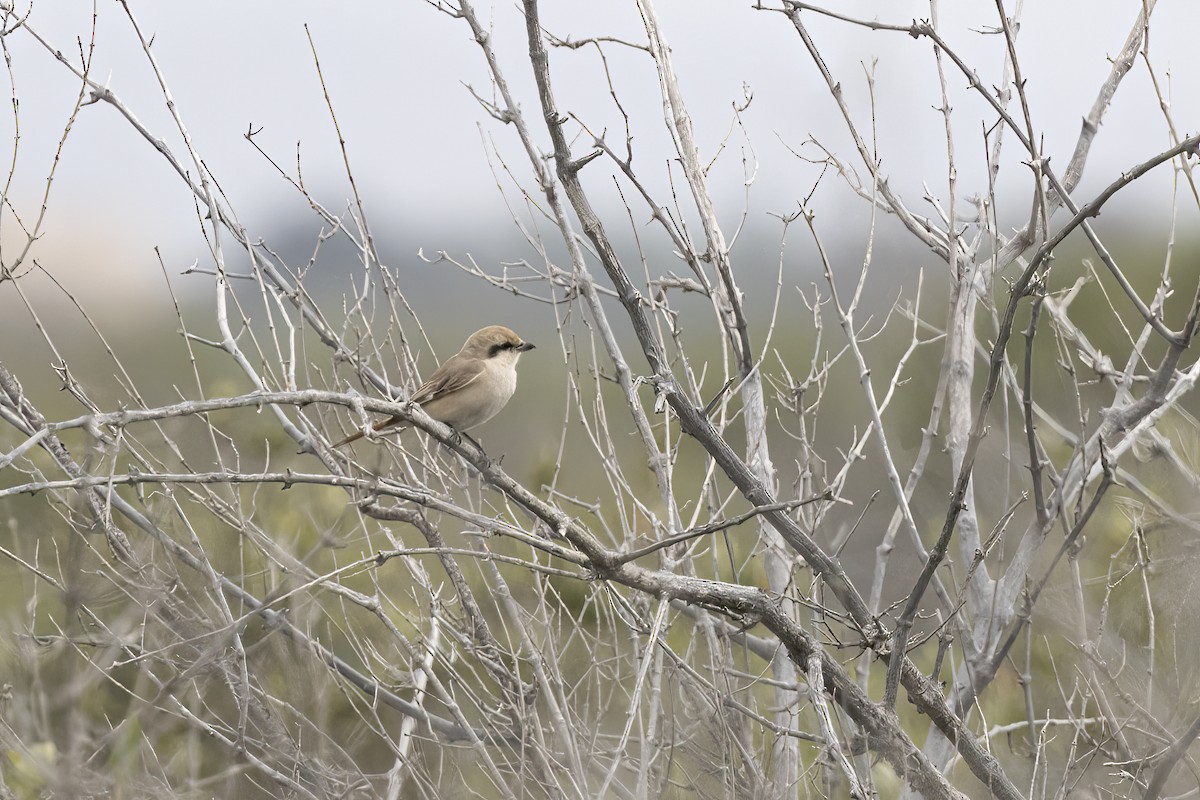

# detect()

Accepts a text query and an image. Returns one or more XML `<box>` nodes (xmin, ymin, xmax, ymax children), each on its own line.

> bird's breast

<box><xmin>422</xmin><ymin>362</ymin><xmax>518</xmax><ymax>430</ymax></box>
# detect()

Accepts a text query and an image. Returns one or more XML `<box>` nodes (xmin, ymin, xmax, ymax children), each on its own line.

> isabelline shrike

<box><xmin>333</xmin><ymin>325</ymin><xmax>535</xmax><ymax>447</ymax></box>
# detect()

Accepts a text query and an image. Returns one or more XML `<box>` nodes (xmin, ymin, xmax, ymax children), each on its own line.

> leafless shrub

<box><xmin>2</xmin><ymin>1</ymin><xmax>1199</xmax><ymax>799</ymax></box>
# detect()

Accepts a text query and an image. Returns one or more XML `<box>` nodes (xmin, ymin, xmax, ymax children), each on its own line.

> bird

<box><xmin>332</xmin><ymin>325</ymin><xmax>535</xmax><ymax>447</ymax></box>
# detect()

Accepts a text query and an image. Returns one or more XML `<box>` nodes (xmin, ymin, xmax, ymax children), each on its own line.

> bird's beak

<box><xmin>516</xmin><ymin>342</ymin><xmax>535</xmax><ymax>352</ymax></box>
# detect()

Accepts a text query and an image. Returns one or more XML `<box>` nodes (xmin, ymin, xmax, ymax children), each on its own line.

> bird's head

<box><xmin>462</xmin><ymin>325</ymin><xmax>535</xmax><ymax>365</ymax></box>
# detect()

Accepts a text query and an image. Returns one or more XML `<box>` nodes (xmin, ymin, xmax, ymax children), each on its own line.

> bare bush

<box><xmin>2</xmin><ymin>2</ymin><xmax>1199</xmax><ymax>799</ymax></box>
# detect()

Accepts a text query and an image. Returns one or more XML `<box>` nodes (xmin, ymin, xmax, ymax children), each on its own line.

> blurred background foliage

<box><xmin>3</xmin><ymin>220</ymin><xmax>1199</xmax><ymax>796</ymax></box>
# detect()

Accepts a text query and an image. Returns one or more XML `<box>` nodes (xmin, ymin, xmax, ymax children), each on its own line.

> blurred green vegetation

<box><xmin>1</xmin><ymin>230</ymin><xmax>1199</xmax><ymax>796</ymax></box>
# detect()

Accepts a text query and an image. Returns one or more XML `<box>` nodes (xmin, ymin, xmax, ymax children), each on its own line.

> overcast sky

<box><xmin>1</xmin><ymin>1</ymin><xmax>1197</xmax><ymax>321</ymax></box>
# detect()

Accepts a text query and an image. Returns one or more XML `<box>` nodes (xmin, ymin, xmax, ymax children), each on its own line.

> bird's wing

<box><xmin>332</xmin><ymin>356</ymin><xmax>486</xmax><ymax>448</ymax></box>
<box><xmin>410</xmin><ymin>354</ymin><xmax>486</xmax><ymax>404</ymax></box>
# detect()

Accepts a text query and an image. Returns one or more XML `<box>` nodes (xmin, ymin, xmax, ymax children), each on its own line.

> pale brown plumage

<box><xmin>333</xmin><ymin>325</ymin><xmax>534</xmax><ymax>447</ymax></box>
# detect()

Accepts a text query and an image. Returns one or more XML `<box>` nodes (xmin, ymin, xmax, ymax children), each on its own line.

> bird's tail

<box><xmin>331</xmin><ymin>414</ymin><xmax>403</xmax><ymax>448</ymax></box>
